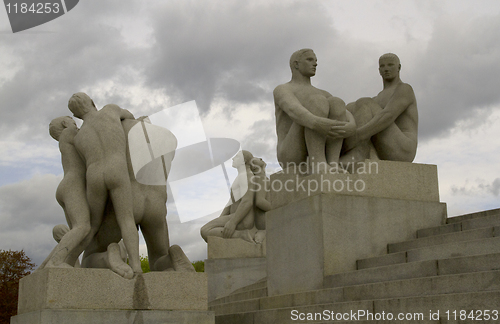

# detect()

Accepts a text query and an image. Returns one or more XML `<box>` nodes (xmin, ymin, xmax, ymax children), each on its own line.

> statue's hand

<box><xmin>313</xmin><ymin>117</ymin><xmax>339</xmax><ymax>137</ymax></box>
<box><xmin>222</xmin><ymin>221</ymin><xmax>237</xmax><ymax>239</ymax></box>
<box><xmin>328</xmin><ymin>120</ymin><xmax>356</xmax><ymax>139</ymax></box>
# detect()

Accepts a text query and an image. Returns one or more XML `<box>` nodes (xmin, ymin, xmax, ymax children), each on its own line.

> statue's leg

<box><xmin>303</xmin><ymin>94</ymin><xmax>330</xmax><ymax>171</ymax></box>
<box><xmin>340</xmin><ymin>99</ymin><xmax>378</xmax><ymax>172</ymax></box>
<box><xmin>139</xmin><ymin>194</ymin><xmax>170</xmax><ymax>271</ymax></box>
<box><xmin>277</xmin><ymin>122</ymin><xmax>307</xmax><ymax>166</ymax></box>
<box><xmin>372</xmin><ymin>125</ymin><xmax>417</xmax><ymax>162</ymax></box>
<box><xmin>109</xmin><ymin>182</ymin><xmax>141</xmax><ymax>274</ymax></box>
<box><xmin>81</xmin><ymin>208</ymin><xmax>134</xmax><ymax>279</ymax></box>
<box><xmin>326</xmin><ymin>96</ymin><xmax>347</xmax><ymax>166</ymax></box>
<box><xmin>200</xmin><ymin>215</ymin><xmax>233</xmax><ymax>242</ymax></box>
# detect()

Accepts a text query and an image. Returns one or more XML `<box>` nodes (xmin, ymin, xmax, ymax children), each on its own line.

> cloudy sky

<box><xmin>1</xmin><ymin>0</ymin><xmax>500</xmax><ymax>266</ymax></box>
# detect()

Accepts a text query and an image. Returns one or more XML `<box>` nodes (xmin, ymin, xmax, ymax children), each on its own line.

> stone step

<box><xmin>406</xmin><ymin>236</ymin><xmax>500</xmax><ymax>263</ymax></box>
<box><xmin>328</xmin><ymin>251</ymin><xmax>500</xmax><ymax>289</ymax></box>
<box><xmin>358</xmin><ymin>236</ymin><xmax>500</xmax><ymax>270</ymax></box>
<box><xmin>388</xmin><ymin>226</ymin><xmax>497</xmax><ymax>254</ymax></box>
<box><xmin>209</xmin><ymin>287</ymin><xmax>267</xmax><ymax>307</ymax></box>
<box><xmin>418</xmin><ymin>213</ymin><xmax>500</xmax><ymax>238</ymax></box>
<box><xmin>213</xmin><ymin>270</ymin><xmax>500</xmax><ymax>316</ymax></box>
<box><xmin>446</xmin><ymin>207</ymin><xmax>500</xmax><ymax>224</ymax></box>
<box><xmin>216</xmin><ymin>290</ymin><xmax>500</xmax><ymax>323</ymax></box>
<box><xmin>229</xmin><ymin>278</ymin><xmax>267</xmax><ymax>295</ymax></box>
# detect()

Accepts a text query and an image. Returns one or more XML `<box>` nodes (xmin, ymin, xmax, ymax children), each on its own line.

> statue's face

<box><xmin>232</xmin><ymin>151</ymin><xmax>244</xmax><ymax>168</ymax></box>
<box><xmin>297</xmin><ymin>51</ymin><xmax>317</xmax><ymax>77</ymax></box>
<box><xmin>379</xmin><ymin>57</ymin><xmax>400</xmax><ymax>81</ymax></box>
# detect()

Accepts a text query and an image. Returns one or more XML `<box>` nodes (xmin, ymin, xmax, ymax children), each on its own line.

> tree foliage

<box><xmin>0</xmin><ymin>250</ymin><xmax>35</xmax><ymax>324</ymax></box>
<box><xmin>192</xmin><ymin>260</ymin><xmax>204</xmax><ymax>272</ymax></box>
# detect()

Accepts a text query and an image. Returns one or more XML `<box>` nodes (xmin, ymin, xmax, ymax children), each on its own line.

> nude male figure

<box><xmin>37</xmin><ymin>116</ymin><xmax>90</xmax><ymax>270</ymax></box>
<box><xmin>341</xmin><ymin>53</ymin><xmax>418</xmax><ymax>168</ymax></box>
<box><xmin>274</xmin><ymin>49</ymin><xmax>355</xmax><ymax>172</ymax></box>
<box><xmin>81</xmin><ymin>118</ymin><xmax>194</xmax><ymax>277</ymax></box>
<box><xmin>68</xmin><ymin>92</ymin><xmax>142</xmax><ymax>276</ymax></box>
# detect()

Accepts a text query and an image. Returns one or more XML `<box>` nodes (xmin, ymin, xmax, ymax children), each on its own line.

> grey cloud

<box><xmin>413</xmin><ymin>13</ymin><xmax>500</xmax><ymax>140</ymax></box>
<box><xmin>145</xmin><ymin>0</ymin><xmax>338</xmax><ymax>114</ymax></box>
<box><xmin>0</xmin><ymin>174</ymin><xmax>63</xmax><ymax>265</ymax></box>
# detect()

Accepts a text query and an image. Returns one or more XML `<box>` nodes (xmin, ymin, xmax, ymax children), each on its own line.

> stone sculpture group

<box><xmin>40</xmin><ymin>93</ymin><xmax>193</xmax><ymax>279</ymax></box>
<box><xmin>201</xmin><ymin>49</ymin><xmax>418</xmax><ymax>242</ymax></box>
<box><xmin>40</xmin><ymin>49</ymin><xmax>417</xmax><ymax>279</ymax></box>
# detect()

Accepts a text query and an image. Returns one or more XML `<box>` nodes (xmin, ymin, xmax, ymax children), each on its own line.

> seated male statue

<box><xmin>340</xmin><ymin>53</ymin><xmax>418</xmax><ymax>169</ymax></box>
<box><xmin>274</xmin><ymin>48</ymin><xmax>356</xmax><ymax>173</ymax></box>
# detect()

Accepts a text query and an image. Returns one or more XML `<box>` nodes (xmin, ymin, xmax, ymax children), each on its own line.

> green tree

<box><xmin>192</xmin><ymin>260</ymin><xmax>204</xmax><ymax>272</ymax></box>
<box><xmin>0</xmin><ymin>250</ymin><xmax>35</xmax><ymax>324</ymax></box>
<box><xmin>140</xmin><ymin>255</ymin><xmax>150</xmax><ymax>273</ymax></box>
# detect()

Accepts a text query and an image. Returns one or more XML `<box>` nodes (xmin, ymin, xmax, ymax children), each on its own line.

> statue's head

<box><xmin>250</xmin><ymin>157</ymin><xmax>266</xmax><ymax>174</ymax></box>
<box><xmin>379</xmin><ymin>53</ymin><xmax>401</xmax><ymax>80</ymax></box>
<box><xmin>290</xmin><ymin>48</ymin><xmax>316</xmax><ymax>76</ymax></box>
<box><xmin>232</xmin><ymin>150</ymin><xmax>254</xmax><ymax>168</ymax></box>
<box><xmin>68</xmin><ymin>92</ymin><xmax>97</xmax><ymax>119</ymax></box>
<box><xmin>49</xmin><ymin>116</ymin><xmax>76</xmax><ymax>141</ymax></box>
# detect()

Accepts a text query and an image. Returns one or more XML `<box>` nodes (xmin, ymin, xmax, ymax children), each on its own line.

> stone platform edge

<box><xmin>17</xmin><ymin>268</ymin><xmax>207</xmax><ymax>314</ymax></box>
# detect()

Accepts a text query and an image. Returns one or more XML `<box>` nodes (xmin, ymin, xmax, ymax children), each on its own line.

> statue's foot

<box><xmin>254</xmin><ymin>230</ymin><xmax>266</xmax><ymax>244</ymax></box>
<box><xmin>234</xmin><ymin>229</ymin><xmax>255</xmax><ymax>243</ymax></box>
<box><xmin>169</xmin><ymin>245</ymin><xmax>195</xmax><ymax>272</ymax></box>
<box><xmin>107</xmin><ymin>243</ymin><xmax>134</xmax><ymax>279</ymax></box>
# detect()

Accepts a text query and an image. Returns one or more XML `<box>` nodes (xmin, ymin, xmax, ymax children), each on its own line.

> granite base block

<box><xmin>17</xmin><ymin>268</ymin><xmax>208</xmax><ymax>314</ymax></box>
<box><xmin>11</xmin><ymin>309</ymin><xmax>214</xmax><ymax>324</ymax></box>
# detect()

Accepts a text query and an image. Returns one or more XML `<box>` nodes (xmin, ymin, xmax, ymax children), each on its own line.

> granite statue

<box><xmin>250</xmin><ymin>157</ymin><xmax>270</xmax><ymax>244</ymax></box>
<box><xmin>201</xmin><ymin>150</ymin><xmax>258</xmax><ymax>243</ymax></box>
<box><xmin>340</xmin><ymin>53</ymin><xmax>418</xmax><ymax>169</ymax></box>
<box><xmin>81</xmin><ymin>116</ymin><xmax>193</xmax><ymax>278</ymax></box>
<box><xmin>67</xmin><ymin>93</ymin><xmax>142</xmax><ymax>276</ymax></box>
<box><xmin>42</xmin><ymin>93</ymin><xmax>193</xmax><ymax>279</ymax></box>
<box><xmin>274</xmin><ymin>49</ymin><xmax>356</xmax><ymax>173</ymax></box>
<box><xmin>38</xmin><ymin>116</ymin><xmax>90</xmax><ymax>270</ymax></box>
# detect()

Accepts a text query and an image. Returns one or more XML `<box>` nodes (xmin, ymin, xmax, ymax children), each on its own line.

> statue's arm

<box><xmin>356</xmin><ymin>84</ymin><xmax>415</xmax><ymax>141</ymax></box>
<box><xmin>274</xmin><ymin>85</ymin><xmax>318</xmax><ymax>130</ymax></box>
<box><xmin>103</xmin><ymin>104</ymin><xmax>135</xmax><ymax>120</ymax></box>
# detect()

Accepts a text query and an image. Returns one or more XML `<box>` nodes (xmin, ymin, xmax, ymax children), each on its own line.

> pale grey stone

<box><xmin>207</xmin><ymin>236</ymin><xmax>265</xmax><ymax>259</ymax></box>
<box><xmin>266</xmin><ymin>192</ymin><xmax>445</xmax><ymax>296</ymax></box>
<box><xmin>17</xmin><ymin>268</ymin><xmax>208</xmax><ymax>315</ymax></box>
<box><xmin>201</xmin><ymin>152</ymin><xmax>270</xmax><ymax>244</ymax></box>
<box><xmin>205</xmin><ymin>258</ymin><xmax>266</xmax><ymax>302</ymax></box>
<box><xmin>270</xmin><ymin>159</ymin><xmax>441</xmax><ymax>210</ymax></box>
<box><xmin>11</xmin><ymin>309</ymin><xmax>214</xmax><ymax>324</ymax></box>
<box><xmin>274</xmin><ymin>49</ymin><xmax>355</xmax><ymax>171</ymax></box>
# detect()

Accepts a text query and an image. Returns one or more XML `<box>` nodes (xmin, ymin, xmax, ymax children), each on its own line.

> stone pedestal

<box><xmin>266</xmin><ymin>160</ymin><xmax>447</xmax><ymax>296</ymax></box>
<box><xmin>206</xmin><ymin>237</ymin><xmax>266</xmax><ymax>302</ymax></box>
<box><xmin>11</xmin><ymin>268</ymin><xmax>214</xmax><ymax>324</ymax></box>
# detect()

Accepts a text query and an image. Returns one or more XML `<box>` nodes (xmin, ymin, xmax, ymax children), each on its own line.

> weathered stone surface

<box><xmin>205</xmin><ymin>257</ymin><xmax>266</xmax><ymax>302</ymax></box>
<box><xmin>270</xmin><ymin>160</ymin><xmax>440</xmax><ymax>209</ymax></box>
<box><xmin>11</xmin><ymin>309</ymin><xmax>214</xmax><ymax>324</ymax></box>
<box><xmin>17</xmin><ymin>268</ymin><xmax>208</xmax><ymax>314</ymax></box>
<box><xmin>207</xmin><ymin>236</ymin><xmax>265</xmax><ymax>259</ymax></box>
<box><xmin>266</xmin><ymin>193</ymin><xmax>445</xmax><ymax>296</ymax></box>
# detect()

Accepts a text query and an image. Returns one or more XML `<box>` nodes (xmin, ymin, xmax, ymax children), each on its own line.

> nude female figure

<box><xmin>38</xmin><ymin>116</ymin><xmax>91</xmax><ymax>270</ymax></box>
<box><xmin>200</xmin><ymin>150</ymin><xmax>257</xmax><ymax>243</ymax></box>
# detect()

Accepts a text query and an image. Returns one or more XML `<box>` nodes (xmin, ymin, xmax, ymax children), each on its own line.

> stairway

<box><xmin>209</xmin><ymin>208</ymin><xmax>500</xmax><ymax>323</ymax></box>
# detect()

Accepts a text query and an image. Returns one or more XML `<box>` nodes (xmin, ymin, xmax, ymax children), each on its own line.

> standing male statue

<box><xmin>340</xmin><ymin>53</ymin><xmax>418</xmax><ymax>168</ymax></box>
<box><xmin>274</xmin><ymin>49</ymin><xmax>356</xmax><ymax>173</ymax></box>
